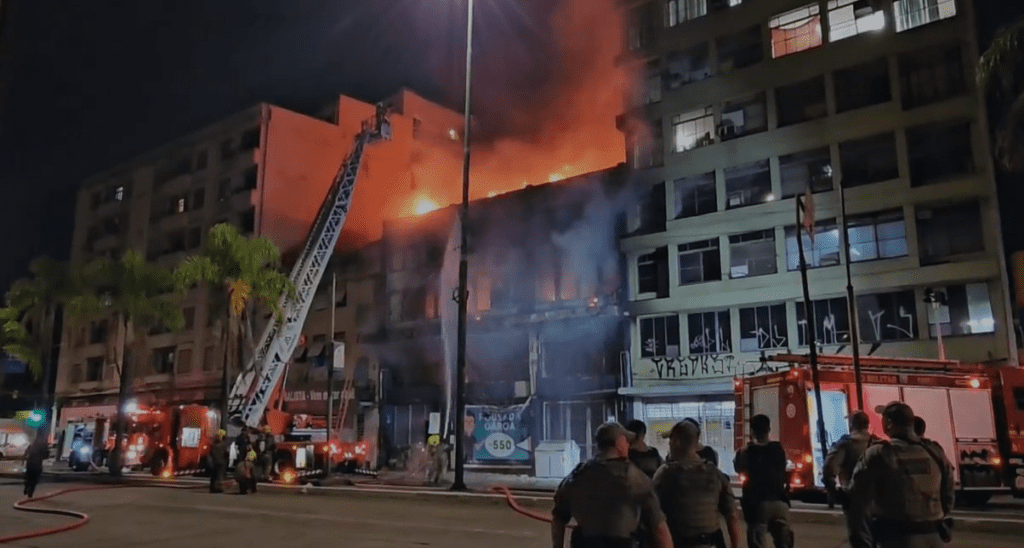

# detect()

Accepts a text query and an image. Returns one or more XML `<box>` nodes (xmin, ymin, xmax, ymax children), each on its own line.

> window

<box><xmin>725</xmin><ymin>160</ymin><xmax>771</xmax><ymax>209</ymax></box>
<box><xmin>906</xmin><ymin>121</ymin><xmax>973</xmax><ymax>186</ymax></box>
<box><xmin>717</xmin><ymin>26</ymin><xmax>763</xmax><ymax>73</ymax></box>
<box><xmin>776</xmin><ymin>76</ymin><xmax>827</xmax><ymax>127</ymax></box>
<box><xmin>183</xmin><ymin>307</ymin><xmax>195</xmax><ymax>330</ymax></box>
<box><xmin>637</xmin><ymin>247</ymin><xmax>670</xmax><ymax>298</ymax></box>
<box><xmin>678</xmin><ymin>239</ymin><xmax>721</xmax><ymax>285</ymax></box>
<box><xmin>646</xmin><ymin>66</ymin><xmax>662</xmax><ymax>104</ymax></box>
<box><xmin>785</xmin><ymin>220</ymin><xmax>841</xmax><ymax>271</ymax></box>
<box><xmin>628</xmin><ymin>121</ymin><xmax>664</xmax><ymax>169</ymax></box>
<box><xmin>780</xmin><ymin>147</ymin><xmax>833</xmax><ymax>198</ymax></box>
<box><xmin>112</xmin><ymin>185</ymin><xmax>126</xmax><ymax>202</ymax></box>
<box><xmin>688</xmin><ymin>310</ymin><xmax>732</xmax><ymax>354</ymax></box>
<box><xmin>827</xmin><ymin>0</ymin><xmax>887</xmax><ymax>41</ymax></box>
<box><xmin>835</xmin><ymin>58</ymin><xmax>892</xmax><ymax>113</ymax></box>
<box><xmin>192</xmin><ymin>189</ymin><xmax>205</xmax><ymax>210</ymax></box>
<box><xmin>770</xmin><ymin>3</ymin><xmax>822</xmax><ymax>59</ymax></box>
<box><xmin>176</xmin><ymin>197</ymin><xmax>186</xmax><ymax>214</ymax></box>
<box><xmin>241</xmin><ymin>207</ymin><xmax>255</xmax><ymax>233</ymax></box>
<box><xmin>729</xmin><ymin>230</ymin><xmax>777</xmax><ymax>278</ymax></box>
<box><xmin>898</xmin><ymin>44</ymin><xmax>966</xmax><ymax>109</ymax></box>
<box><xmin>672</xmin><ymin>108</ymin><xmax>715</xmax><ymax>152</ymax></box>
<box><xmin>203</xmin><ymin>346</ymin><xmax>216</xmax><ymax>371</ymax></box>
<box><xmin>627</xmin><ymin>2</ymin><xmax>659</xmax><ymax>51</ymax></box>
<box><xmin>847</xmin><ymin>209</ymin><xmax>908</xmax><ymax>262</ymax></box>
<box><xmin>631</xmin><ymin>183</ymin><xmax>667</xmax><ymax>235</ymax></box>
<box><xmin>664</xmin><ymin>44</ymin><xmax>711</xmax><ymax>89</ymax></box>
<box><xmin>152</xmin><ymin>346</ymin><xmax>175</xmax><ymax>375</ymax></box>
<box><xmin>797</xmin><ymin>297</ymin><xmax>851</xmax><ymax>346</ymax></box>
<box><xmin>739</xmin><ymin>304</ymin><xmax>788</xmax><ymax>351</ymax></box>
<box><xmin>195</xmin><ymin>150</ymin><xmax>208</xmax><ymax>171</ymax></box>
<box><xmin>86</xmin><ymin>357</ymin><xmax>104</xmax><ymax>382</ymax></box>
<box><xmin>220</xmin><ymin>139</ymin><xmax>235</xmax><ymax>161</ymax></box>
<box><xmin>242</xmin><ymin>165</ymin><xmax>258</xmax><ymax>190</ymax></box>
<box><xmin>720</xmin><ymin>92</ymin><xmax>767</xmax><ymax>141</ymax></box>
<box><xmin>667</xmin><ymin>0</ymin><xmax>707</xmax><ymax>26</ymax></box>
<box><xmin>927</xmin><ymin>283</ymin><xmax>995</xmax><ymax>337</ymax></box>
<box><xmin>640</xmin><ymin>314</ymin><xmax>681</xmax><ymax>358</ymax></box>
<box><xmin>894</xmin><ymin>0</ymin><xmax>957</xmax><ymax>32</ymax></box>
<box><xmin>240</xmin><ymin>126</ymin><xmax>261</xmax><ymax>149</ymax></box>
<box><xmin>916</xmin><ymin>201</ymin><xmax>984</xmax><ymax>265</ymax></box>
<box><xmin>186</xmin><ymin>226</ymin><xmax>202</xmax><ymax>249</ymax></box>
<box><xmin>217</xmin><ymin>178</ymin><xmax>230</xmax><ymax>201</ymax></box>
<box><xmin>177</xmin><ymin>348</ymin><xmax>193</xmax><ymax>374</ymax></box>
<box><xmin>710</xmin><ymin>0</ymin><xmax>742</xmax><ymax>10</ymax></box>
<box><xmin>857</xmin><ymin>290</ymin><xmax>918</xmax><ymax>342</ymax></box>
<box><xmin>839</xmin><ymin>133</ymin><xmax>899</xmax><ymax>187</ymax></box>
<box><xmin>674</xmin><ymin>172</ymin><xmax>717</xmax><ymax>219</ymax></box>
<box><xmin>88</xmin><ymin>320</ymin><xmax>108</xmax><ymax>344</ymax></box>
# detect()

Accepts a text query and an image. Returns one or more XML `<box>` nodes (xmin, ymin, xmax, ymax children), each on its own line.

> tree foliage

<box><xmin>0</xmin><ymin>306</ymin><xmax>38</xmax><ymax>376</ymax></box>
<box><xmin>979</xmin><ymin>18</ymin><xmax>1024</xmax><ymax>172</ymax></box>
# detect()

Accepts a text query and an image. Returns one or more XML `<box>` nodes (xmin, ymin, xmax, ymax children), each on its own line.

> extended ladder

<box><xmin>228</xmin><ymin>107</ymin><xmax>391</xmax><ymax>428</ymax></box>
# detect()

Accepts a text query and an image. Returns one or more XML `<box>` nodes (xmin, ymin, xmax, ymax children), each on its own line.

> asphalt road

<box><xmin>1</xmin><ymin>479</ymin><xmax>1023</xmax><ymax>548</ymax></box>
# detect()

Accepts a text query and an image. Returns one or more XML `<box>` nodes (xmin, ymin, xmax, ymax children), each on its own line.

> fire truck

<box><xmin>734</xmin><ymin>353</ymin><xmax>1024</xmax><ymax>505</ymax></box>
<box><xmin>119</xmin><ymin>403</ymin><xmax>221</xmax><ymax>476</ymax></box>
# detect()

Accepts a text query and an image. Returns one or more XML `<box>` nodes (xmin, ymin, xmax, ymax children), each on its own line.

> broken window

<box><xmin>827</xmin><ymin>0</ymin><xmax>887</xmax><ymax>41</ymax></box>
<box><xmin>628</xmin><ymin>121</ymin><xmax>663</xmax><ymax>169</ymax></box>
<box><xmin>906</xmin><ymin>120</ymin><xmax>973</xmax><ymax>186</ymax></box>
<box><xmin>152</xmin><ymin>346</ymin><xmax>176</xmax><ymax>375</ymax></box>
<box><xmin>729</xmin><ymin>229</ymin><xmax>777</xmax><ymax>278</ymax></box>
<box><xmin>846</xmin><ymin>209</ymin><xmax>908</xmax><ymax>262</ymax></box>
<box><xmin>839</xmin><ymin>132</ymin><xmax>899</xmax><ymax>187</ymax></box>
<box><xmin>674</xmin><ymin>172</ymin><xmax>717</xmax><ymax>219</ymax></box>
<box><xmin>86</xmin><ymin>357</ymin><xmax>104</xmax><ymax>382</ymax></box>
<box><xmin>664</xmin><ymin>43</ymin><xmax>712</xmax><ymax>90</ymax></box>
<box><xmin>672</xmin><ymin>108</ymin><xmax>715</xmax><ymax>152</ymax></box>
<box><xmin>687</xmin><ymin>310</ymin><xmax>731</xmax><ymax>354</ymax></box>
<box><xmin>776</xmin><ymin>76</ymin><xmax>827</xmax><ymax>127</ymax></box>
<box><xmin>640</xmin><ymin>314</ymin><xmax>681</xmax><ymax>358</ymax></box>
<box><xmin>898</xmin><ymin>43</ymin><xmax>966</xmax><ymax>109</ymax></box>
<box><xmin>725</xmin><ymin>159</ymin><xmax>771</xmax><ymax>209</ymax></box>
<box><xmin>678</xmin><ymin>239</ymin><xmax>721</xmax><ymax>286</ymax></box>
<box><xmin>631</xmin><ymin>182</ymin><xmax>666</xmax><ymax>235</ymax></box>
<box><xmin>835</xmin><ymin>58</ymin><xmax>892</xmax><ymax>113</ymax></box>
<box><xmin>857</xmin><ymin>290</ymin><xmax>917</xmax><ymax>342</ymax></box>
<box><xmin>780</xmin><ymin>147</ymin><xmax>833</xmax><ymax>198</ymax></box>
<box><xmin>637</xmin><ymin>247</ymin><xmax>669</xmax><ymax>298</ymax></box>
<box><xmin>916</xmin><ymin>201</ymin><xmax>984</xmax><ymax>265</ymax></box>
<box><xmin>770</xmin><ymin>3</ymin><xmax>822</xmax><ymax>59</ymax></box>
<box><xmin>667</xmin><ymin>0</ymin><xmax>707</xmax><ymax>26</ymax></box>
<box><xmin>785</xmin><ymin>219</ymin><xmax>841</xmax><ymax>271</ymax></box>
<box><xmin>717</xmin><ymin>26</ymin><xmax>763</xmax><ymax>73</ymax></box>
<box><xmin>894</xmin><ymin>0</ymin><xmax>957</xmax><ymax>33</ymax></box>
<box><xmin>796</xmin><ymin>297</ymin><xmax>850</xmax><ymax>346</ymax></box>
<box><xmin>926</xmin><ymin>282</ymin><xmax>995</xmax><ymax>337</ymax></box>
<box><xmin>720</xmin><ymin>92</ymin><xmax>767</xmax><ymax>141</ymax></box>
<box><xmin>739</xmin><ymin>304</ymin><xmax>788</xmax><ymax>351</ymax></box>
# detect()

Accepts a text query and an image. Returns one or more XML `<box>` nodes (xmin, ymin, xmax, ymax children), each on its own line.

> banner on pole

<box><xmin>463</xmin><ymin>404</ymin><xmax>532</xmax><ymax>464</ymax></box>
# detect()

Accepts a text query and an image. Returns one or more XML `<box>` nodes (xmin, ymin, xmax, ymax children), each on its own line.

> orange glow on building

<box><xmin>414</xmin><ymin>197</ymin><xmax>440</xmax><ymax>215</ymax></box>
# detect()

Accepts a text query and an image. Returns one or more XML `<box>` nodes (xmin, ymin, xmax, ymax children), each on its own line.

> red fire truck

<box><xmin>734</xmin><ymin>353</ymin><xmax>1024</xmax><ymax>505</ymax></box>
<box><xmin>118</xmin><ymin>403</ymin><xmax>221</xmax><ymax>476</ymax></box>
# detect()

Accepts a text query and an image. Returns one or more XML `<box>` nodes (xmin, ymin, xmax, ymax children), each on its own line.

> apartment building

<box><xmin>55</xmin><ymin>90</ymin><xmax>463</xmax><ymax>436</ymax></box>
<box><xmin>617</xmin><ymin>0</ymin><xmax>1014</xmax><ymax>472</ymax></box>
<box><xmin>377</xmin><ymin>166</ymin><xmax>630</xmax><ymax>468</ymax></box>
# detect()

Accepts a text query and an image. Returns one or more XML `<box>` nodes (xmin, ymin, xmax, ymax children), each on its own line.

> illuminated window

<box><xmin>667</xmin><ymin>0</ymin><xmax>707</xmax><ymax>27</ymax></box>
<box><xmin>846</xmin><ymin>209</ymin><xmax>908</xmax><ymax>262</ymax></box>
<box><xmin>894</xmin><ymin>0</ymin><xmax>956</xmax><ymax>33</ymax></box>
<box><xmin>538</xmin><ymin>270</ymin><xmax>557</xmax><ymax>302</ymax></box>
<box><xmin>785</xmin><ymin>219</ymin><xmax>841</xmax><ymax>271</ymax></box>
<box><xmin>926</xmin><ymin>283</ymin><xmax>995</xmax><ymax>337</ymax></box>
<box><xmin>114</xmin><ymin>185</ymin><xmax>125</xmax><ymax>201</ymax></box>
<box><xmin>827</xmin><ymin>0</ymin><xmax>886</xmax><ymax>41</ymax></box>
<box><xmin>672</xmin><ymin>107</ymin><xmax>714</xmax><ymax>152</ymax></box>
<box><xmin>176</xmin><ymin>198</ymin><xmax>186</xmax><ymax>213</ymax></box>
<box><xmin>770</xmin><ymin>4</ymin><xmax>822</xmax><ymax>58</ymax></box>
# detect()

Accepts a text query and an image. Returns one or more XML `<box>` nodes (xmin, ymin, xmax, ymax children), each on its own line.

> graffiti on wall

<box><xmin>650</xmin><ymin>354</ymin><xmax>737</xmax><ymax>380</ymax></box>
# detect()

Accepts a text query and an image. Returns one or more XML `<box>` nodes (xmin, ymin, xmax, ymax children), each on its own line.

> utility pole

<box><xmin>327</xmin><ymin>271</ymin><xmax>336</xmax><ymax>446</ymax></box>
<box><xmin>796</xmin><ymin>193</ymin><xmax>830</xmax><ymax>468</ymax></box>
<box><xmin>452</xmin><ymin>0</ymin><xmax>474</xmax><ymax>493</ymax></box>
<box><xmin>838</xmin><ymin>181</ymin><xmax>864</xmax><ymax>410</ymax></box>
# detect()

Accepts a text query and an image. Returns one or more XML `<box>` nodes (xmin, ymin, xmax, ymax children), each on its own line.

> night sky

<box><xmin>0</xmin><ymin>0</ymin><xmax>1022</xmax><ymax>293</ymax></box>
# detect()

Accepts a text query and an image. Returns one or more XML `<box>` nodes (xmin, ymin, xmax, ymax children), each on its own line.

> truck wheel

<box><xmin>150</xmin><ymin>455</ymin><xmax>167</xmax><ymax>476</ymax></box>
<box><xmin>960</xmin><ymin>492</ymin><xmax>991</xmax><ymax>507</ymax></box>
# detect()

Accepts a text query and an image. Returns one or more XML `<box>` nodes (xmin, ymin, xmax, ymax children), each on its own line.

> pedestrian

<box><xmin>847</xmin><ymin>402</ymin><xmax>954</xmax><ymax>548</ymax></box>
<box><xmin>209</xmin><ymin>429</ymin><xmax>229</xmax><ymax>494</ymax></box>
<box><xmin>733</xmin><ymin>414</ymin><xmax>794</xmax><ymax>548</ymax></box>
<box><xmin>236</xmin><ymin>449</ymin><xmax>258</xmax><ymax>495</ymax></box>
<box><xmin>551</xmin><ymin>422</ymin><xmax>672</xmax><ymax>548</ymax></box>
<box><xmin>234</xmin><ymin>429</ymin><xmax>251</xmax><ymax>468</ymax></box>
<box><xmin>428</xmin><ymin>441</ymin><xmax>449</xmax><ymax>485</ymax></box>
<box><xmin>654</xmin><ymin>420</ymin><xmax>740</xmax><ymax>548</ymax></box>
<box><xmin>23</xmin><ymin>434</ymin><xmax>49</xmax><ymax>498</ymax></box>
<box><xmin>825</xmin><ymin>410</ymin><xmax>881</xmax><ymax>545</ymax></box>
<box><xmin>626</xmin><ymin>419</ymin><xmax>663</xmax><ymax>478</ymax></box>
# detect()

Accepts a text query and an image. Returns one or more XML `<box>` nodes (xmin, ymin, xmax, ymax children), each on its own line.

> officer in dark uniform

<box><xmin>261</xmin><ymin>427</ymin><xmax>276</xmax><ymax>482</ymax></box>
<box><xmin>626</xmin><ymin>419</ymin><xmax>663</xmax><ymax>478</ymax></box>
<box><xmin>23</xmin><ymin>435</ymin><xmax>49</xmax><ymax>498</ymax></box>
<box><xmin>848</xmin><ymin>402</ymin><xmax>955</xmax><ymax>548</ymax></box>
<box><xmin>654</xmin><ymin>421</ymin><xmax>740</xmax><ymax>548</ymax></box>
<box><xmin>825</xmin><ymin>410</ymin><xmax>881</xmax><ymax>545</ymax></box>
<box><xmin>208</xmin><ymin>429</ymin><xmax>229</xmax><ymax>494</ymax></box>
<box><xmin>551</xmin><ymin>422</ymin><xmax>673</xmax><ymax>548</ymax></box>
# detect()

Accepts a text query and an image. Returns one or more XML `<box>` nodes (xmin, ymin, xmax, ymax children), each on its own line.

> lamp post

<box><xmin>452</xmin><ymin>0</ymin><xmax>475</xmax><ymax>492</ymax></box>
<box><xmin>837</xmin><ymin>179</ymin><xmax>864</xmax><ymax>410</ymax></box>
<box><xmin>796</xmin><ymin>194</ymin><xmax>830</xmax><ymax>471</ymax></box>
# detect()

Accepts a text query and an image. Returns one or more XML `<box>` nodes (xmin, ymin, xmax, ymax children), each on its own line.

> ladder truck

<box><xmin>225</xmin><ymin>105</ymin><xmax>391</xmax><ymax>480</ymax></box>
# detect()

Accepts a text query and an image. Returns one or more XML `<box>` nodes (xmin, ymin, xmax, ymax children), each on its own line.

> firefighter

<box><xmin>551</xmin><ymin>422</ymin><xmax>672</xmax><ymax>548</ymax></box>
<box><xmin>847</xmin><ymin>402</ymin><xmax>955</xmax><ymax>548</ymax></box>
<box><xmin>209</xmin><ymin>429</ymin><xmax>229</xmax><ymax>494</ymax></box>
<box><xmin>654</xmin><ymin>420</ymin><xmax>740</xmax><ymax>548</ymax></box>
<box><xmin>428</xmin><ymin>440</ymin><xmax>449</xmax><ymax>485</ymax></box>
<box><xmin>237</xmin><ymin>449</ymin><xmax>259</xmax><ymax>494</ymax></box>
<box><xmin>261</xmin><ymin>427</ymin><xmax>276</xmax><ymax>482</ymax></box>
<box><xmin>23</xmin><ymin>434</ymin><xmax>49</xmax><ymax>498</ymax></box>
<box><xmin>626</xmin><ymin>420</ymin><xmax>663</xmax><ymax>478</ymax></box>
<box><xmin>733</xmin><ymin>414</ymin><xmax>793</xmax><ymax>548</ymax></box>
<box><xmin>234</xmin><ymin>429</ymin><xmax>251</xmax><ymax>468</ymax></box>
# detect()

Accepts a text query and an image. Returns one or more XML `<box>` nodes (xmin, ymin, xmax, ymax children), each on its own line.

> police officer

<box><xmin>209</xmin><ymin>429</ymin><xmax>229</xmax><ymax>494</ymax></box>
<box><xmin>847</xmin><ymin>402</ymin><xmax>955</xmax><ymax>548</ymax></box>
<box><xmin>825</xmin><ymin>410</ymin><xmax>880</xmax><ymax>544</ymax></box>
<box><xmin>23</xmin><ymin>435</ymin><xmax>49</xmax><ymax>498</ymax></box>
<box><xmin>551</xmin><ymin>422</ymin><xmax>673</xmax><ymax>548</ymax></box>
<box><xmin>683</xmin><ymin>418</ymin><xmax>719</xmax><ymax>467</ymax></box>
<box><xmin>626</xmin><ymin>419</ymin><xmax>663</xmax><ymax>478</ymax></box>
<box><xmin>654</xmin><ymin>421</ymin><xmax>740</xmax><ymax>548</ymax></box>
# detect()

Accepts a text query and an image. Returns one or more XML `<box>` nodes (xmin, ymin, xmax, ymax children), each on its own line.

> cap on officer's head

<box><xmin>595</xmin><ymin>422</ymin><xmax>636</xmax><ymax>449</ymax></box>
<box><xmin>875</xmin><ymin>401</ymin><xmax>915</xmax><ymax>430</ymax></box>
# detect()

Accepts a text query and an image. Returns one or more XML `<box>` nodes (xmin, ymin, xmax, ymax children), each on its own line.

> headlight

<box><xmin>10</xmin><ymin>434</ymin><xmax>29</xmax><ymax>447</ymax></box>
<box><xmin>786</xmin><ymin>459</ymin><xmax>795</xmax><ymax>472</ymax></box>
<box><xmin>78</xmin><ymin>446</ymin><xmax>92</xmax><ymax>456</ymax></box>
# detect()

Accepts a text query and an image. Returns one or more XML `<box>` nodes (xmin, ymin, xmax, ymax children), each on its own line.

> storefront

<box><xmin>636</xmin><ymin>397</ymin><xmax>737</xmax><ymax>476</ymax></box>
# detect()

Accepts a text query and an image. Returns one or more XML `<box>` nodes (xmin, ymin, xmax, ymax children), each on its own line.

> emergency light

<box><xmin>26</xmin><ymin>409</ymin><xmax>46</xmax><ymax>428</ymax></box>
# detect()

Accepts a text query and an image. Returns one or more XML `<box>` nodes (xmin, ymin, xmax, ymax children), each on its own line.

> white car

<box><xmin>0</xmin><ymin>430</ymin><xmax>31</xmax><ymax>460</ymax></box>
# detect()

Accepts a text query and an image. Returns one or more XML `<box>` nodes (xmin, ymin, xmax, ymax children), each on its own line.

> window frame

<box><xmin>640</xmin><ymin>314</ymin><xmax>682</xmax><ymax>358</ymax></box>
<box><xmin>678</xmin><ymin>239</ymin><xmax>722</xmax><ymax>286</ymax></box>
<box><xmin>785</xmin><ymin>219</ymin><xmax>842</xmax><ymax>271</ymax></box>
<box><xmin>728</xmin><ymin>229</ymin><xmax>777</xmax><ymax>279</ymax></box>
<box><xmin>674</xmin><ymin>172</ymin><xmax>718</xmax><ymax>219</ymax></box>
<box><xmin>846</xmin><ymin>208</ymin><xmax>909</xmax><ymax>263</ymax></box>
<box><xmin>769</xmin><ymin>3</ymin><xmax>823</xmax><ymax>59</ymax></box>
<box><xmin>687</xmin><ymin>310</ymin><xmax>732</xmax><ymax>354</ymax></box>
<box><xmin>672</xmin><ymin>108</ymin><xmax>715</xmax><ymax>152</ymax></box>
<box><xmin>739</xmin><ymin>303</ymin><xmax>789</xmax><ymax>352</ymax></box>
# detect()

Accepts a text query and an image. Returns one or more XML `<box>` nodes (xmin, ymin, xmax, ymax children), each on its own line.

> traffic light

<box><xmin>25</xmin><ymin>409</ymin><xmax>46</xmax><ymax>428</ymax></box>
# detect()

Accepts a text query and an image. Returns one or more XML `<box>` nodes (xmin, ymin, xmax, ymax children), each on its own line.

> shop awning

<box><xmin>618</xmin><ymin>380</ymin><xmax>733</xmax><ymax>398</ymax></box>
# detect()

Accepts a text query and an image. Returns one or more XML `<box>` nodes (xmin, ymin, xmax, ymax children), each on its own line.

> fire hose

<box><xmin>489</xmin><ymin>485</ymin><xmax>576</xmax><ymax>529</ymax></box>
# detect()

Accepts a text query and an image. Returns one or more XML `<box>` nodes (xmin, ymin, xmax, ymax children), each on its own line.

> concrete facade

<box><xmin>617</xmin><ymin>0</ymin><xmax>1014</xmax><ymax>471</ymax></box>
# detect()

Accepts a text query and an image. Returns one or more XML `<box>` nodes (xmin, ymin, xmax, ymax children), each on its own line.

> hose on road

<box><xmin>490</xmin><ymin>485</ymin><xmax>576</xmax><ymax>529</ymax></box>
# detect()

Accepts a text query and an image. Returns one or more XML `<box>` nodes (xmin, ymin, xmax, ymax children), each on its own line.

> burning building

<box><xmin>616</xmin><ymin>0</ymin><xmax>1015</xmax><ymax>473</ymax></box>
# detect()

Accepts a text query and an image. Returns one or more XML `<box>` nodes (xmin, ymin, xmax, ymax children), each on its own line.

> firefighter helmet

<box><xmin>247</xmin><ymin>449</ymin><xmax>257</xmax><ymax>461</ymax></box>
<box><xmin>217</xmin><ymin>429</ymin><xmax>227</xmax><ymax>439</ymax></box>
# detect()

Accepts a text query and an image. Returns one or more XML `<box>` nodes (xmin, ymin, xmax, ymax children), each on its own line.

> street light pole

<box><xmin>327</xmin><ymin>271</ymin><xmax>336</xmax><ymax>446</ymax></box>
<box><xmin>796</xmin><ymin>195</ymin><xmax>830</xmax><ymax>470</ymax></box>
<box><xmin>452</xmin><ymin>0</ymin><xmax>474</xmax><ymax>492</ymax></box>
<box><xmin>838</xmin><ymin>182</ymin><xmax>864</xmax><ymax>410</ymax></box>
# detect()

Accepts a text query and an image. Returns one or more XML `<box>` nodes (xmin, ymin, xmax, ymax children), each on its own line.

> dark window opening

<box><xmin>839</xmin><ymin>133</ymin><xmax>899</xmax><ymax>187</ymax></box>
<box><xmin>678</xmin><ymin>239</ymin><xmax>721</xmax><ymax>286</ymax></box>
<box><xmin>194</xmin><ymin>149</ymin><xmax>208</xmax><ymax>171</ymax></box>
<box><xmin>906</xmin><ymin>121</ymin><xmax>973</xmax><ymax>186</ymax></box>
<box><xmin>796</xmin><ymin>297</ymin><xmax>850</xmax><ymax>346</ymax></box>
<box><xmin>240</xmin><ymin>126</ymin><xmax>261</xmax><ymax>149</ymax></box>
<box><xmin>86</xmin><ymin>357</ymin><xmax>104</xmax><ymax>382</ymax></box>
<box><xmin>637</xmin><ymin>247</ymin><xmax>670</xmax><ymax>298</ymax></box>
<box><xmin>898</xmin><ymin>43</ymin><xmax>966</xmax><ymax>110</ymax></box>
<box><xmin>220</xmin><ymin>139</ymin><xmax>236</xmax><ymax>161</ymax></box>
<box><xmin>674</xmin><ymin>172</ymin><xmax>717</xmax><ymax>219</ymax></box>
<box><xmin>739</xmin><ymin>304</ymin><xmax>788</xmax><ymax>351</ymax></box>
<box><xmin>720</xmin><ymin>92</ymin><xmax>767</xmax><ymax>141</ymax></box>
<box><xmin>687</xmin><ymin>310</ymin><xmax>731</xmax><ymax>354</ymax></box>
<box><xmin>242</xmin><ymin>166</ymin><xmax>259</xmax><ymax>191</ymax></box>
<box><xmin>640</xmin><ymin>314</ymin><xmax>681</xmax><ymax>358</ymax></box>
<box><xmin>776</xmin><ymin>76</ymin><xmax>827</xmax><ymax>127</ymax></box>
<box><xmin>725</xmin><ymin>159</ymin><xmax>771</xmax><ymax>209</ymax></box>
<box><xmin>857</xmin><ymin>290</ymin><xmax>917</xmax><ymax>342</ymax></box>
<box><xmin>664</xmin><ymin>43</ymin><xmax>711</xmax><ymax>89</ymax></box>
<box><xmin>729</xmin><ymin>230</ymin><xmax>777</xmax><ymax>278</ymax></box>
<box><xmin>916</xmin><ymin>201</ymin><xmax>984</xmax><ymax>265</ymax></box>
<box><xmin>835</xmin><ymin>58</ymin><xmax>892</xmax><ymax>113</ymax></box>
<box><xmin>152</xmin><ymin>347</ymin><xmax>176</xmax><ymax>375</ymax></box>
<box><xmin>717</xmin><ymin>26</ymin><xmax>763</xmax><ymax>73</ymax></box>
<box><xmin>780</xmin><ymin>147</ymin><xmax>833</xmax><ymax>198</ymax></box>
<box><xmin>632</xmin><ymin>182</ymin><xmax>666</xmax><ymax>235</ymax></box>
<box><xmin>241</xmin><ymin>208</ymin><xmax>255</xmax><ymax>234</ymax></box>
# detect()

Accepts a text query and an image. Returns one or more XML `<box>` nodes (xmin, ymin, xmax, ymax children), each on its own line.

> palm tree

<box><xmin>979</xmin><ymin>17</ymin><xmax>1024</xmax><ymax>172</ymax></box>
<box><xmin>69</xmin><ymin>250</ymin><xmax>183</xmax><ymax>475</ymax></box>
<box><xmin>1</xmin><ymin>307</ymin><xmax>38</xmax><ymax>389</ymax></box>
<box><xmin>173</xmin><ymin>223</ymin><xmax>294</xmax><ymax>430</ymax></box>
